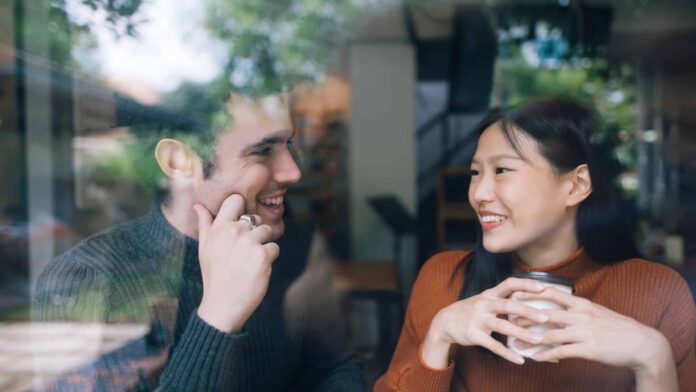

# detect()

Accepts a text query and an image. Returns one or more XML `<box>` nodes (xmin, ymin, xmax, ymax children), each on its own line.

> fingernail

<box><xmin>536</xmin><ymin>313</ymin><xmax>549</xmax><ymax>322</ymax></box>
<box><xmin>532</xmin><ymin>335</ymin><xmax>543</xmax><ymax>344</ymax></box>
<box><xmin>512</xmin><ymin>291</ymin><xmax>524</xmax><ymax>299</ymax></box>
<box><xmin>534</xmin><ymin>282</ymin><xmax>545</xmax><ymax>290</ymax></box>
<box><xmin>515</xmin><ymin>355</ymin><xmax>525</xmax><ymax>365</ymax></box>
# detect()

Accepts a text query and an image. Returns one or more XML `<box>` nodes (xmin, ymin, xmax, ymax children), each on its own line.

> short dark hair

<box><xmin>461</xmin><ymin>96</ymin><xmax>639</xmax><ymax>299</ymax></box>
<box><xmin>127</xmin><ymin>124</ymin><xmax>221</xmax><ymax>206</ymax></box>
<box><xmin>128</xmin><ymin>91</ymin><xmax>294</xmax><ymax>205</ymax></box>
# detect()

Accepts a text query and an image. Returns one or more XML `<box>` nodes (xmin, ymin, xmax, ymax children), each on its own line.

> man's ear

<box><xmin>155</xmin><ymin>139</ymin><xmax>201</xmax><ymax>183</ymax></box>
<box><xmin>565</xmin><ymin>164</ymin><xmax>593</xmax><ymax>207</ymax></box>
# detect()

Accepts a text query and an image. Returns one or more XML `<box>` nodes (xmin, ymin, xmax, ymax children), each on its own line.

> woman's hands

<box><xmin>514</xmin><ymin>287</ymin><xmax>678</xmax><ymax>391</ymax></box>
<box><xmin>422</xmin><ymin>278</ymin><xmax>550</xmax><ymax>368</ymax></box>
<box><xmin>195</xmin><ymin>194</ymin><xmax>280</xmax><ymax>334</ymax></box>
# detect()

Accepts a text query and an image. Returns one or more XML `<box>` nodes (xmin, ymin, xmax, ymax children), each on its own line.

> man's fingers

<box><xmin>249</xmin><ymin>224</ymin><xmax>273</xmax><ymax>244</ymax></box>
<box><xmin>262</xmin><ymin>242</ymin><xmax>280</xmax><ymax>262</ymax></box>
<box><xmin>216</xmin><ymin>194</ymin><xmax>246</xmax><ymax>222</ymax></box>
<box><xmin>238</xmin><ymin>214</ymin><xmax>263</xmax><ymax>230</ymax></box>
<box><xmin>193</xmin><ymin>204</ymin><xmax>213</xmax><ymax>240</ymax></box>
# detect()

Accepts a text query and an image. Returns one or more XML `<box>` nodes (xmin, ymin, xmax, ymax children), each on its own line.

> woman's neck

<box><xmin>514</xmin><ymin>218</ymin><xmax>580</xmax><ymax>268</ymax></box>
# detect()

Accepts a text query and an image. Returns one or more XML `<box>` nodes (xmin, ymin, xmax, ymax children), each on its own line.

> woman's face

<box><xmin>468</xmin><ymin>122</ymin><xmax>579</xmax><ymax>261</ymax></box>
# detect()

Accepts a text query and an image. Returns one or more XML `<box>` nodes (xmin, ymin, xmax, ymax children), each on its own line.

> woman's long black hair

<box><xmin>460</xmin><ymin>96</ymin><xmax>640</xmax><ymax>299</ymax></box>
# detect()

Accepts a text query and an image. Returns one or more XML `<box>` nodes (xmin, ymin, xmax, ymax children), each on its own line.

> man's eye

<box><xmin>495</xmin><ymin>167</ymin><xmax>511</xmax><ymax>174</ymax></box>
<box><xmin>254</xmin><ymin>147</ymin><xmax>273</xmax><ymax>156</ymax></box>
<box><xmin>287</xmin><ymin>137</ymin><xmax>294</xmax><ymax>145</ymax></box>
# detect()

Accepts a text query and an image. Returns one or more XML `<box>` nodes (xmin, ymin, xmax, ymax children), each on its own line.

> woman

<box><xmin>374</xmin><ymin>96</ymin><xmax>696</xmax><ymax>391</ymax></box>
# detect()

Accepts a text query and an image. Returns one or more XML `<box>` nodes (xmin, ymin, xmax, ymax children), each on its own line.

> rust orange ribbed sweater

<box><xmin>374</xmin><ymin>249</ymin><xmax>696</xmax><ymax>392</ymax></box>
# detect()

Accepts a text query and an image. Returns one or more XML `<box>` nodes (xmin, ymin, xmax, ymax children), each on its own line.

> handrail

<box><xmin>416</xmin><ymin>110</ymin><xmax>446</xmax><ymax>139</ymax></box>
<box><xmin>417</xmin><ymin>127</ymin><xmax>477</xmax><ymax>184</ymax></box>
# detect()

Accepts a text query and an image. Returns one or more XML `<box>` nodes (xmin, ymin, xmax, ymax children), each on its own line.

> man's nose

<box><xmin>274</xmin><ymin>149</ymin><xmax>302</xmax><ymax>184</ymax></box>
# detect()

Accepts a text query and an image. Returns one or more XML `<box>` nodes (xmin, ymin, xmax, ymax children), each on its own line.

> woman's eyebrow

<box><xmin>471</xmin><ymin>154</ymin><xmax>523</xmax><ymax>164</ymax></box>
<box><xmin>491</xmin><ymin>154</ymin><xmax>523</xmax><ymax>162</ymax></box>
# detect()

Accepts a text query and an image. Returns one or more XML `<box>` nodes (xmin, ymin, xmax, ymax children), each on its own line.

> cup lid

<box><xmin>511</xmin><ymin>271</ymin><xmax>574</xmax><ymax>291</ymax></box>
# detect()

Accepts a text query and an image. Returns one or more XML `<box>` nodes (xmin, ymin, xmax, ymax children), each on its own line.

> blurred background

<box><xmin>1</xmin><ymin>0</ymin><xmax>696</xmax><ymax>389</ymax></box>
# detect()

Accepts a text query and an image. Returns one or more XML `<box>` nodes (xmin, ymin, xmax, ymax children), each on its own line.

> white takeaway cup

<box><xmin>507</xmin><ymin>271</ymin><xmax>574</xmax><ymax>359</ymax></box>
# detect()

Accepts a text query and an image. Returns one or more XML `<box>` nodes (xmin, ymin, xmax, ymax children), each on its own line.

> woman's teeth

<box><xmin>258</xmin><ymin>196</ymin><xmax>283</xmax><ymax>207</ymax></box>
<box><xmin>481</xmin><ymin>215</ymin><xmax>507</xmax><ymax>223</ymax></box>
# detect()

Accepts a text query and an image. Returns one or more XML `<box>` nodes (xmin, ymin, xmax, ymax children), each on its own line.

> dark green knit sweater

<box><xmin>34</xmin><ymin>206</ymin><xmax>366</xmax><ymax>391</ymax></box>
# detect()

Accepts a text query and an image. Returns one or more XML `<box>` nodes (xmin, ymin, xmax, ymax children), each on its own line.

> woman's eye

<box><xmin>495</xmin><ymin>167</ymin><xmax>511</xmax><ymax>174</ymax></box>
<box><xmin>470</xmin><ymin>169</ymin><xmax>480</xmax><ymax>176</ymax></box>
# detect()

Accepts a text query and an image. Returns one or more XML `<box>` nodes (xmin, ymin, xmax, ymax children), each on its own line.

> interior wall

<box><xmin>348</xmin><ymin>42</ymin><xmax>416</xmax><ymax>289</ymax></box>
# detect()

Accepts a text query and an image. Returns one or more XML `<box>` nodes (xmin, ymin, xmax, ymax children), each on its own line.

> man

<box><xmin>34</xmin><ymin>94</ymin><xmax>365</xmax><ymax>391</ymax></box>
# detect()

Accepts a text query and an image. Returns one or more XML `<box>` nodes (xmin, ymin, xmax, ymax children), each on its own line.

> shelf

<box><xmin>439</xmin><ymin>203</ymin><xmax>477</xmax><ymax>220</ymax></box>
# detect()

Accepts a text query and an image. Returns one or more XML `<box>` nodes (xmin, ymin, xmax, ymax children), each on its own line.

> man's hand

<box><xmin>194</xmin><ymin>194</ymin><xmax>280</xmax><ymax>333</ymax></box>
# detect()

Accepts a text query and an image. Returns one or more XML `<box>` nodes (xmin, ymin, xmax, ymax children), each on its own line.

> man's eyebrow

<box><xmin>242</xmin><ymin>129</ymin><xmax>294</xmax><ymax>153</ymax></box>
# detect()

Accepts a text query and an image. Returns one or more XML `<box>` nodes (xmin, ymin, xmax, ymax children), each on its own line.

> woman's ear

<box><xmin>155</xmin><ymin>139</ymin><xmax>201</xmax><ymax>183</ymax></box>
<box><xmin>565</xmin><ymin>164</ymin><xmax>593</xmax><ymax>207</ymax></box>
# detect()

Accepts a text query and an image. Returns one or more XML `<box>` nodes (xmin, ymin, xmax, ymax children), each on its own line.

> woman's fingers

<box><xmin>488</xmin><ymin>299</ymin><xmax>549</xmax><ymax>323</ymax></box>
<box><xmin>510</xmin><ymin>316</ymin><xmax>544</xmax><ymax>328</ymax></box>
<box><xmin>486</xmin><ymin>317</ymin><xmax>543</xmax><ymax>345</ymax></box>
<box><xmin>542</xmin><ymin>327</ymin><xmax>588</xmax><ymax>345</ymax></box>
<box><xmin>513</xmin><ymin>286</ymin><xmax>582</xmax><ymax>308</ymax></box>
<box><xmin>490</xmin><ymin>277</ymin><xmax>545</xmax><ymax>298</ymax></box>
<box><xmin>513</xmin><ymin>339</ymin><xmax>537</xmax><ymax>350</ymax></box>
<box><xmin>539</xmin><ymin>308</ymin><xmax>586</xmax><ymax>326</ymax></box>
<box><xmin>476</xmin><ymin>333</ymin><xmax>525</xmax><ymax>365</ymax></box>
<box><xmin>533</xmin><ymin>343</ymin><xmax>587</xmax><ymax>362</ymax></box>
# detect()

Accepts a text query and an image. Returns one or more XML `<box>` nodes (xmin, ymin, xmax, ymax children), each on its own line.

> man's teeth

<box><xmin>481</xmin><ymin>215</ymin><xmax>506</xmax><ymax>223</ymax></box>
<box><xmin>258</xmin><ymin>196</ymin><xmax>283</xmax><ymax>207</ymax></box>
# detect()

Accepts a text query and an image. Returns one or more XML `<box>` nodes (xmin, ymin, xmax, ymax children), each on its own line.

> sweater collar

<box><xmin>511</xmin><ymin>247</ymin><xmax>601</xmax><ymax>282</ymax></box>
<box><xmin>134</xmin><ymin>203</ymin><xmax>199</xmax><ymax>261</ymax></box>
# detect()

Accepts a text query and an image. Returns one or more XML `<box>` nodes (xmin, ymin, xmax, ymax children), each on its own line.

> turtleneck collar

<box><xmin>512</xmin><ymin>247</ymin><xmax>602</xmax><ymax>282</ymax></box>
<box><xmin>133</xmin><ymin>203</ymin><xmax>199</xmax><ymax>264</ymax></box>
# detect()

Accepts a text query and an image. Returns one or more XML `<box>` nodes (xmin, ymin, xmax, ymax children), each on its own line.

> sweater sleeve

<box><xmin>33</xmin><ymin>255</ymin><xmax>110</xmax><ymax>322</ymax></box>
<box><xmin>655</xmin><ymin>271</ymin><xmax>696</xmax><ymax>392</ymax></box>
<box><xmin>292</xmin><ymin>299</ymin><xmax>366</xmax><ymax>392</ymax></box>
<box><xmin>374</xmin><ymin>253</ymin><xmax>466</xmax><ymax>392</ymax></box>
<box><xmin>294</xmin><ymin>339</ymin><xmax>367</xmax><ymax>391</ymax></box>
<box><xmin>157</xmin><ymin>309</ymin><xmax>249</xmax><ymax>391</ymax></box>
<box><xmin>32</xmin><ymin>254</ymin><xmax>130</xmax><ymax>392</ymax></box>
<box><xmin>287</xmin><ymin>234</ymin><xmax>367</xmax><ymax>391</ymax></box>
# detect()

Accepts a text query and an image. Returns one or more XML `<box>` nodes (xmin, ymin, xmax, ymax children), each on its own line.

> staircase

<box><xmin>415</xmin><ymin>105</ymin><xmax>481</xmax><ymax>263</ymax></box>
<box><xmin>436</xmin><ymin>166</ymin><xmax>477</xmax><ymax>248</ymax></box>
<box><xmin>408</xmin><ymin>4</ymin><xmax>496</xmax><ymax>263</ymax></box>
